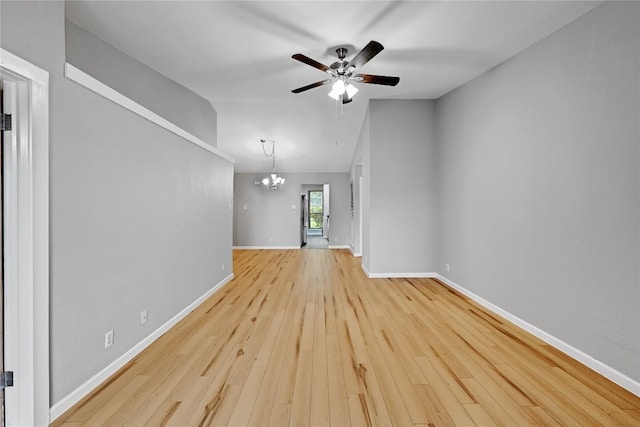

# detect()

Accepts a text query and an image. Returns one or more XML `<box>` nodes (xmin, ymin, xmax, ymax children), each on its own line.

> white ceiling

<box><xmin>65</xmin><ymin>1</ymin><xmax>600</xmax><ymax>173</ymax></box>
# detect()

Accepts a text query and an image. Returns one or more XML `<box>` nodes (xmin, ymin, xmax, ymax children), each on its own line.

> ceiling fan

<box><xmin>291</xmin><ymin>41</ymin><xmax>400</xmax><ymax>104</ymax></box>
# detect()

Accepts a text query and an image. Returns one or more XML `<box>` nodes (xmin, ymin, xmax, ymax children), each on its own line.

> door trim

<box><xmin>322</xmin><ymin>184</ymin><xmax>330</xmax><ymax>239</ymax></box>
<box><xmin>1</xmin><ymin>48</ymin><xmax>50</xmax><ymax>427</ymax></box>
<box><xmin>358</xmin><ymin>176</ymin><xmax>363</xmax><ymax>256</ymax></box>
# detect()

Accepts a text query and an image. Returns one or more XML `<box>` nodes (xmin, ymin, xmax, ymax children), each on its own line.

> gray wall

<box><xmin>65</xmin><ymin>20</ymin><xmax>217</xmax><ymax>147</ymax></box>
<box><xmin>363</xmin><ymin>100</ymin><xmax>438</xmax><ymax>275</ymax></box>
<box><xmin>436</xmin><ymin>1</ymin><xmax>639</xmax><ymax>381</ymax></box>
<box><xmin>1</xmin><ymin>0</ymin><xmax>233</xmax><ymax>405</ymax></box>
<box><xmin>234</xmin><ymin>173</ymin><xmax>350</xmax><ymax>247</ymax></box>
<box><xmin>301</xmin><ymin>184</ymin><xmax>323</xmax><ymax>195</ymax></box>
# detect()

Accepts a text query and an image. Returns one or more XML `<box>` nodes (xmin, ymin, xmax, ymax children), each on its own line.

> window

<box><xmin>309</xmin><ymin>190</ymin><xmax>323</xmax><ymax>229</ymax></box>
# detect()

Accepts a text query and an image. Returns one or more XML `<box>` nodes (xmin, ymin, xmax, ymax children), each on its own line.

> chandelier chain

<box><xmin>261</xmin><ymin>139</ymin><xmax>275</xmax><ymax>158</ymax></box>
<box><xmin>258</xmin><ymin>139</ymin><xmax>285</xmax><ymax>191</ymax></box>
<box><xmin>261</xmin><ymin>139</ymin><xmax>277</xmax><ymax>171</ymax></box>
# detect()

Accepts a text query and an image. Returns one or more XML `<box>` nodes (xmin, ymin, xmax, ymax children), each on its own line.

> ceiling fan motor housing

<box><xmin>330</xmin><ymin>48</ymin><xmax>350</xmax><ymax>76</ymax></box>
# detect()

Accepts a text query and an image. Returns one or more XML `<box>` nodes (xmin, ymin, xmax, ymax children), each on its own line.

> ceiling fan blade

<box><xmin>291</xmin><ymin>79</ymin><xmax>332</xmax><ymax>93</ymax></box>
<box><xmin>354</xmin><ymin>74</ymin><xmax>400</xmax><ymax>86</ymax></box>
<box><xmin>347</xmin><ymin>41</ymin><xmax>384</xmax><ymax>71</ymax></box>
<box><xmin>292</xmin><ymin>54</ymin><xmax>331</xmax><ymax>73</ymax></box>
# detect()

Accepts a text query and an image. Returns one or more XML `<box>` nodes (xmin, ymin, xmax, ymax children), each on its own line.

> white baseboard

<box><xmin>233</xmin><ymin>245</ymin><xmax>349</xmax><ymax>250</ymax></box>
<box><xmin>348</xmin><ymin>240</ymin><xmax>362</xmax><ymax>257</ymax></box>
<box><xmin>233</xmin><ymin>246</ymin><xmax>300</xmax><ymax>250</ymax></box>
<box><xmin>361</xmin><ymin>263</ymin><xmax>371</xmax><ymax>277</ymax></box>
<box><xmin>328</xmin><ymin>245</ymin><xmax>351</xmax><ymax>249</ymax></box>
<box><xmin>359</xmin><ymin>265</ymin><xmax>436</xmax><ymax>279</ymax></box>
<box><xmin>436</xmin><ymin>274</ymin><xmax>640</xmax><ymax>397</ymax></box>
<box><xmin>49</xmin><ymin>273</ymin><xmax>234</xmax><ymax>422</ymax></box>
<box><xmin>367</xmin><ymin>271</ymin><xmax>437</xmax><ymax>279</ymax></box>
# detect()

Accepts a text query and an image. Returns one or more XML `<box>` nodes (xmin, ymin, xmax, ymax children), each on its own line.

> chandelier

<box><xmin>258</xmin><ymin>139</ymin><xmax>286</xmax><ymax>191</ymax></box>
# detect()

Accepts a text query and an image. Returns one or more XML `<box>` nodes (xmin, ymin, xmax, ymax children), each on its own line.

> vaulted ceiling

<box><xmin>65</xmin><ymin>1</ymin><xmax>600</xmax><ymax>173</ymax></box>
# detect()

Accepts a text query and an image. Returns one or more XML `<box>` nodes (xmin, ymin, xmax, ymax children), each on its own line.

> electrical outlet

<box><xmin>334</xmin><ymin>237</ymin><xmax>338</xmax><ymax>242</ymax></box>
<box><xmin>221</xmin><ymin>264</ymin><xmax>225</xmax><ymax>272</ymax></box>
<box><xmin>140</xmin><ymin>310</ymin><xmax>148</xmax><ymax>325</ymax></box>
<box><xmin>446</xmin><ymin>264</ymin><xmax>450</xmax><ymax>272</ymax></box>
<box><xmin>105</xmin><ymin>330</ymin><xmax>114</xmax><ymax>349</ymax></box>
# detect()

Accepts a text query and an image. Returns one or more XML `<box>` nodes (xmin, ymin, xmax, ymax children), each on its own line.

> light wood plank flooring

<box><xmin>53</xmin><ymin>249</ymin><xmax>640</xmax><ymax>426</ymax></box>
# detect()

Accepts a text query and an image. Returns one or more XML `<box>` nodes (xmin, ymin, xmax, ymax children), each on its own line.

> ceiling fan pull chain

<box><xmin>335</xmin><ymin>101</ymin><xmax>339</xmax><ymax>146</ymax></box>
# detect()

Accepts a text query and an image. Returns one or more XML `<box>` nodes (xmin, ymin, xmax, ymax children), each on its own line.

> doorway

<box><xmin>1</xmin><ymin>48</ymin><xmax>50</xmax><ymax>426</ymax></box>
<box><xmin>308</xmin><ymin>190</ymin><xmax>323</xmax><ymax>235</ymax></box>
<box><xmin>300</xmin><ymin>184</ymin><xmax>329</xmax><ymax>249</ymax></box>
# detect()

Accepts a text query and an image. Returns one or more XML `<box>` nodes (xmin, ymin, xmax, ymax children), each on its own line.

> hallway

<box><xmin>303</xmin><ymin>234</ymin><xmax>328</xmax><ymax>249</ymax></box>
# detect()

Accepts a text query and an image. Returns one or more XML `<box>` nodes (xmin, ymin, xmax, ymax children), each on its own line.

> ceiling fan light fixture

<box><xmin>328</xmin><ymin>79</ymin><xmax>346</xmax><ymax>99</ymax></box>
<box><xmin>327</xmin><ymin>87</ymin><xmax>341</xmax><ymax>100</ymax></box>
<box><xmin>345</xmin><ymin>82</ymin><xmax>359</xmax><ymax>98</ymax></box>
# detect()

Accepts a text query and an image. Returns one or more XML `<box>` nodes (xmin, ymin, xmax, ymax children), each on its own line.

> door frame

<box><xmin>1</xmin><ymin>48</ymin><xmax>50</xmax><ymax>427</ymax></box>
<box><xmin>322</xmin><ymin>183</ymin><xmax>330</xmax><ymax>239</ymax></box>
<box><xmin>358</xmin><ymin>176</ymin><xmax>363</xmax><ymax>256</ymax></box>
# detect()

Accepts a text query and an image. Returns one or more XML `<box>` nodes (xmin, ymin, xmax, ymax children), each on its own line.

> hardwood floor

<box><xmin>303</xmin><ymin>235</ymin><xmax>329</xmax><ymax>249</ymax></box>
<box><xmin>52</xmin><ymin>249</ymin><xmax>640</xmax><ymax>426</ymax></box>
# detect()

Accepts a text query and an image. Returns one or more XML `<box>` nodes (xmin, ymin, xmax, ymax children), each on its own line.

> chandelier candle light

<box><xmin>258</xmin><ymin>139</ymin><xmax>286</xmax><ymax>191</ymax></box>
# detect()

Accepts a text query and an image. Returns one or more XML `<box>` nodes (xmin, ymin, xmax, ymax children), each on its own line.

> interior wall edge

<box><xmin>63</xmin><ymin>62</ymin><xmax>234</xmax><ymax>164</ymax></box>
<box><xmin>64</xmin><ymin>19</ymin><xmax>218</xmax><ymax>147</ymax></box>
